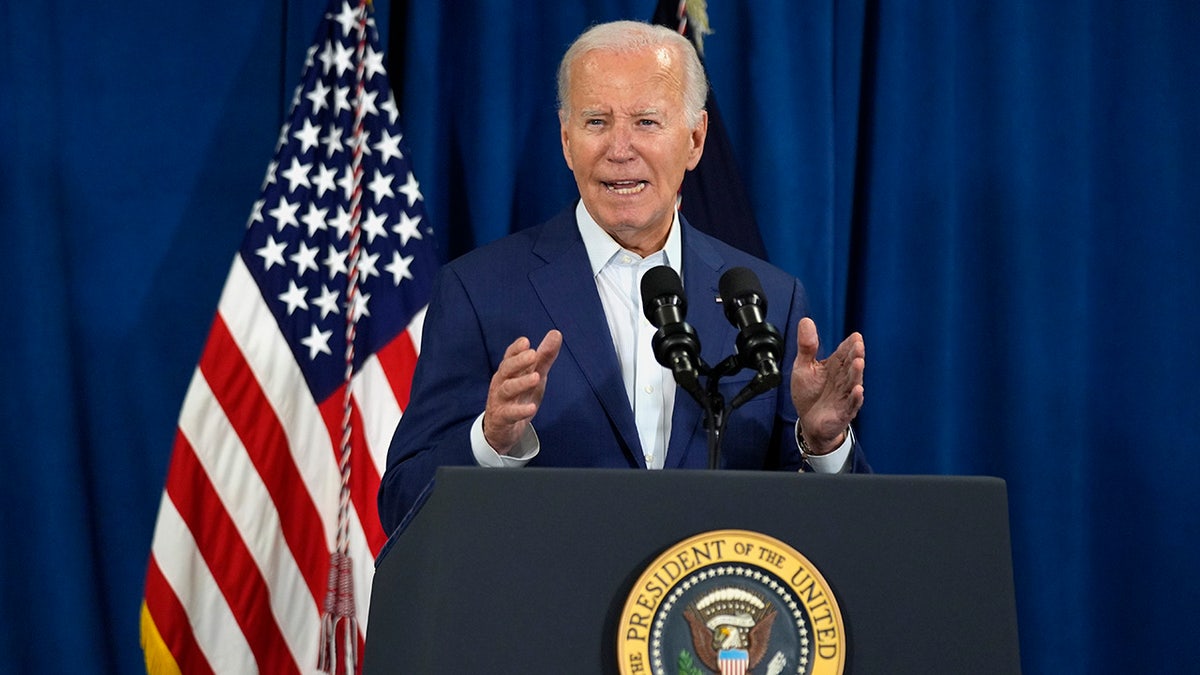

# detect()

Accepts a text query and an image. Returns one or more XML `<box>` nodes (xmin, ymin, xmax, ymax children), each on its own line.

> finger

<box><xmin>795</xmin><ymin>317</ymin><xmax>820</xmax><ymax>365</ymax></box>
<box><xmin>534</xmin><ymin>329</ymin><xmax>563</xmax><ymax>377</ymax></box>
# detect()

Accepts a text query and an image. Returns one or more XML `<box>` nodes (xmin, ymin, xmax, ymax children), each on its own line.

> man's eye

<box><xmin>585</xmin><ymin>119</ymin><xmax>604</xmax><ymax>127</ymax></box>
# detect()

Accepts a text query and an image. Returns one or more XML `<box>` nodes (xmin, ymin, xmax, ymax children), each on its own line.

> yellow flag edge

<box><xmin>140</xmin><ymin>601</ymin><xmax>183</xmax><ymax>675</ymax></box>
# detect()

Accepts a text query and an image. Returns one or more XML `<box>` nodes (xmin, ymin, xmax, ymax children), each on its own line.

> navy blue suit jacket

<box><xmin>378</xmin><ymin>207</ymin><xmax>868</xmax><ymax>532</ymax></box>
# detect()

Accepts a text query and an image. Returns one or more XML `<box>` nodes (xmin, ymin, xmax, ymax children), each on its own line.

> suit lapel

<box><xmin>528</xmin><ymin>212</ymin><xmax>644</xmax><ymax>464</ymax></box>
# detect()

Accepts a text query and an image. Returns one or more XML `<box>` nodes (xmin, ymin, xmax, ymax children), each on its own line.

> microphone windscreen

<box><xmin>641</xmin><ymin>265</ymin><xmax>686</xmax><ymax>322</ymax></box>
<box><xmin>718</xmin><ymin>267</ymin><xmax>765</xmax><ymax>320</ymax></box>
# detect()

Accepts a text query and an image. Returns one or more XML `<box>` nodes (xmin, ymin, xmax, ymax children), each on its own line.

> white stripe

<box><xmin>176</xmin><ymin>371</ymin><xmax>319</xmax><ymax>670</ymax></box>
<box><xmin>150</xmin><ymin>491</ymin><xmax>256</xmax><ymax>674</ymax></box>
<box><xmin>352</xmin><ymin>354</ymin><xmax>403</xmax><ymax>476</ymax></box>
<box><xmin>407</xmin><ymin>304</ymin><xmax>428</xmax><ymax>352</ymax></box>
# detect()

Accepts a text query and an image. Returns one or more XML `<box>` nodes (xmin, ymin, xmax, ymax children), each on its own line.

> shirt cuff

<box><xmin>470</xmin><ymin>412</ymin><xmax>540</xmax><ymax>467</ymax></box>
<box><xmin>795</xmin><ymin>421</ymin><xmax>855</xmax><ymax>474</ymax></box>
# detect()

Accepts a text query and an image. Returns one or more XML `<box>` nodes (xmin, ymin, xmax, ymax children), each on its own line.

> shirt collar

<box><xmin>574</xmin><ymin>200</ymin><xmax>683</xmax><ymax>278</ymax></box>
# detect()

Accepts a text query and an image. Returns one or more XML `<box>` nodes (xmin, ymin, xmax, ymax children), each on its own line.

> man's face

<box><xmin>560</xmin><ymin>46</ymin><xmax>707</xmax><ymax>255</ymax></box>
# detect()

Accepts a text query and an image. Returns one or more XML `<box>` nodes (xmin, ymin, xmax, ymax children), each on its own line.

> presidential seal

<box><xmin>617</xmin><ymin>530</ymin><xmax>845</xmax><ymax>675</ymax></box>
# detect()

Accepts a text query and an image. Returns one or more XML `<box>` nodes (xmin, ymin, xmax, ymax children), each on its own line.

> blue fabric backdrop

<box><xmin>1</xmin><ymin>1</ymin><xmax>1197</xmax><ymax>673</ymax></box>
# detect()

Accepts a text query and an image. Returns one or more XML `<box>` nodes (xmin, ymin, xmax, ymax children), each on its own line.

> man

<box><xmin>377</xmin><ymin>20</ymin><xmax>868</xmax><ymax>533</ymax></box>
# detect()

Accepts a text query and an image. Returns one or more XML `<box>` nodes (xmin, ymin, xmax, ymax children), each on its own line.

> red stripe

<box><xmin>374</xmin><ymin>330</ymin><xmax>419</xmax><ymax>411</ymax></box>
<box><xmin>318</xmin><ymin>389</ymin><xmax>387</xmax><ymax>553</ymax></box>
<box><xmin>200</xmin><ymin>315</ymin><xmax>330</xmax><ymax>605</ymax></box>
<box><xmin>144</xmin><ymin>556</ymin><xmax>216</xmax><ymax>675</ymax></box>
<box><xmin>166</xmin><ymin>430</ymin><xmax>302</xmax><ymax>675</ymax></box>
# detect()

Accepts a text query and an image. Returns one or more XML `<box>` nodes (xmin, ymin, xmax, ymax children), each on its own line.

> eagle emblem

<box><xmin>683</xmin><ymin>587</ymin><xmax>777</xmax><ymax>674</ymax></box>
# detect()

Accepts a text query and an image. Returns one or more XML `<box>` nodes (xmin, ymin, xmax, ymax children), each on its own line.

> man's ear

<box><xmin>687</xmin><ymin>110</ymin><xmax>709</xmax><ymax>170</ymax></box>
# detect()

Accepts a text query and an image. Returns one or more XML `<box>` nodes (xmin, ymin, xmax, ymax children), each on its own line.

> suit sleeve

<box><xmin>377</xmin><ymin>264</ymin><xmax>494</xmax><ymax>533</ymax></box>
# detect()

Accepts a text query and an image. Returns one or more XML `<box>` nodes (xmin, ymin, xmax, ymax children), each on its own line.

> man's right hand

<box><xmin>482</xmin><ymin>329</ymin><xmax>563</xmax><ymax>455</ymax></box>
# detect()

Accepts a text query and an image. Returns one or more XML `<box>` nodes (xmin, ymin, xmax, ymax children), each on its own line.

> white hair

<box><xmin>556</xmin><ymin>20</ymin><xmax>708</xmax><ymax>128</ymax></box>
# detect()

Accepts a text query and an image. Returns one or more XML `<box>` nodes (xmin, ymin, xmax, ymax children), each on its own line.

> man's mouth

<box><xmin>603</xmin><ymin>180</ymin><xmax>648</xmax><ymax>195</ymax></box>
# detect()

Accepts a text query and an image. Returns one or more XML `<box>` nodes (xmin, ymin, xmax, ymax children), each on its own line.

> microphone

<box><xmin>640</xmin><ymin>266</ymin><xmax>706</xmax><ymax>405</ymax></box>
<box><xmin>718</xmin><ymin>267</ymin><xmax>784</xmax><ymax>407</ymax></box>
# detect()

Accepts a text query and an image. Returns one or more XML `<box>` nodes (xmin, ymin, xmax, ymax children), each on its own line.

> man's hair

<box><xmin>556</xmin><ymin>20</ymin><xmax>708</xmax><ymax>128</ymax></box>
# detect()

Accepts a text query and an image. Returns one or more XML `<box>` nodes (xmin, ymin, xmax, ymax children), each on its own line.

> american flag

<box><xmin>140</xmin><ymin>1</ymin><xmax>436</xmax><ymax>672</ymax></box>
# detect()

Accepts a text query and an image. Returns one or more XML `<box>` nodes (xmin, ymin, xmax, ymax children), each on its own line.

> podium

<box><xmin>364</xmin><ymin>467</ymin><xmax>1021</xmax><ymax>674</ymax></box>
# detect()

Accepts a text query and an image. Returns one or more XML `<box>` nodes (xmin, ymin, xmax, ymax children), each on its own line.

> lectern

<box><xmin>364</xmin><ymin>467</ymin><xmax>1021</xmax><ymax>674</ymax></box>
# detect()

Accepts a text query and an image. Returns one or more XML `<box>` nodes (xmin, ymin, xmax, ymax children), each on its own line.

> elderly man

<box><xmin>377</xmin><ymin>20</ymin><xmax>868</xmax><ymax>532</ymax></box>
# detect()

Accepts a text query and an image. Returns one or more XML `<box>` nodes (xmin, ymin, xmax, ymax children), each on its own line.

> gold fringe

<box><xmin>140</xmin><ymin>602</ymin><xmax>183</xmax><ymax>675</ymax></box>
<box><xmin>685</xmin><ymin>0</ymin><xmax>713</xmax><ymax>55</ymax></box>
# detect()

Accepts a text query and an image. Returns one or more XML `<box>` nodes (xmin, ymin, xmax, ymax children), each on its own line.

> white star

<box><xmin>268</xmin><ymin>196</ymin><xmax>300</xmax><ymax>231</ymax></box>
<box><xmin>392</xmin><ymin>211</ymin><xmax>423</xmax><ymax>246</ymax></box>
<box><xmin>312</xmin><ymin>164</ymin><xmax>338</xmax><ymax>198</ymax></box>
<box><xmin>261</xmin><ymin>159</ymin><xmax>278</xmax><ymax>188</ymax></box>
<box><xmin>364</xmin><ymin>45</ymin><xmax>386</xmax><ymax>80</ymax></box>
<box><xmin>293</xmin><ymin>117</ymin><xmax>321</xmax><ymax>153</ymax></box>
<box><xmin>329</xmin><ymin>205</ymin><xmax>354</xmax><ymax>239</ymax></box>
<box><xmin>290</xmin><ymin>241</ymin><xmax>320</xmax><ymax>275</ymax></box>
<box><xmin>246</xmin><ymin>198</ymin><xmax>265</xmax><ymax>228</ymax></box>
<box><xmin>384</xmin><ymin>251</ymin><xmax>414</xmax><ymax>285</ymax></box>
<box><xmin>280</xmin><ymin>157</ymin><xmax>312</xmax><ymax>193</ymax></box>
<box><xmin>398</xmin><ymin>171</ymin><xmax>423</xmax><ymax>207</ymax></box>
<box><xmin>350</xmin><ymin>289</ymin><xmax>372</xmax><ymax>321</ymax></box>
<box><xmin>255</xmin><ymin>235</ymin><xmax>287</xmax><ymax>270</ymax></box>
<box><xmin>303</xmin><ymin>44</ymin><xmax>319</xmax><ymax>71</ymax></box>
<box><xmin>322</xmin><ymin>124</ymin><xmax>344</xmax><ymax>156</ymax></box>
<box><xmin>333</xmin><ymin>1</ymin><xmax>359</xmax><ymax>37</ymax></box>
<box><xmin>316</xmin><ymin>40</ymin><xmax>335</xmax><ymax>75</ymax></box>
<box><xmin>346</xmin><ymin>130</ymin><xmax>372</xmax><ymax>158</ymax></box>
<box><xmin>300</xmin><ymin>323</ymin><xmax>333</xmax><ymax>359</ymax></box>
<box><xmin>355</xmin><ymin>87</ymin><xmax>379</xmax><ymax>118</ymax></box>
<box><xmin>278</xmin><ymin>279</ymin><xmax>309</xmax><ymax>315</ymax></box>
<box><xmin>360</xmin><ymin>209</ymin><xmax>388</xmax><ymax>244</ymax></box>
<box><xmin>372</xmin><ymin>129</ymin><xmax>404</xmax><ymax>165</ymax></box>
<box><xmin>300</xmin><ymin>203</ymin><xmax>328</xmax><ymax>237</ymax></box>
<box><xmin>380</xmin><ymin>94</ymin><xmax>400</xmax><ymax>124</ymax></box>
<box><xmin>324</xmin><ymin>244</ymin><xmax>348</xmax><ymax>279</ymax></box>
<box><xmin>367</xmin><ymin>169</ymin><xmax>394</xmax><ymax>204</ymax></box>
<box><xmin>312</xmin><ymin>284</ymin><xmax>341</xmax><ymax>319</ymax></box>
<box><xmin>333</xmin><ymin>41</ymin><xmax>354</xmax><ymax>77</ymax></box>
<box><xmin>336</xmin><ymin>170</ymin><xmax>357</xmax><ymax>202</ymax></box>
<box><xmin>333</xmin><ymin>85</ymin><xmax>352</xmax><ymax>116</ymax></box>
<box><xmin>306</xmin><ymin>78</ymin><xmax>331</xmax><ymax>115</ymax></box>
<box><xmin>356</xmin><ymin>249</ymin><xmax>380</xmax><ymax>281</ymax></box>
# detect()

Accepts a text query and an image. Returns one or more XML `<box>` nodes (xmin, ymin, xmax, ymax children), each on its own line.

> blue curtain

<box><xmin>1</xmin><ymin>1</ymin><xmax>1196</xmax><ymax>673</ymax></box>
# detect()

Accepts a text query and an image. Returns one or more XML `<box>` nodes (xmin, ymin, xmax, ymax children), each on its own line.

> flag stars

<box><xmin>306</xmin><ymin>79</ymin><xmax>331</xmax><ymax>115</ymax></box>
<box><xmin>332</xmin><ymin>1</ymin><xmax>360</xmax><ymax>38</ymax></box>
<box><xmin>398</xmin><ymin>171</ymin><xmax>423</xmax><ymax>207</ymax></box>
<box><xmin>364</xmin><ymin>46</ymin><xmax>386</xmax><ymax>80</ymax></box>
<box><xmin>333</xmin><ymin>85</ymin><xmax>351</xmax><ymax>116</ymax></box>
<box><xmin>293</xmin><ymin>118</ymin><xmax>321</xmax><ymax>153</ymax></box>
<box><xmin>356</xmin><ymin>249</ymin><xmax>380</xmax><ymax>281</ymax></box>
<box><xmin>392</xmin><ymin>211</ymin><xmax>423</xmax><ymax>246</ymax></box>
<box><xmin>329</xmin><ymin>205</ymin><xmax>354</xmax><ymax>239</ymax></box>
<box><xmin>312</xmin><ymin>164</ymin><xmax>338</xmax><ymax>198</ymax></box>
<box><xmin>360</xmin><ymin>209</ymin><xmax>388</xmax><ymax>244</ymax></box>
<box><xmin>324</xmin><ymin>244</ymin><xmax>348</xmax><ymax>279</ymax></box>
<box><xmin>322</xmin><ymin>124</ymin><xmax>344</xmax><ymax>156</ymax></box>
<box><xmin>290</xmin><ymin>241</ymin><xmax>320</xmax><ymax>275</ymax></box>
<box><xmin>373</xmin><ymin>129</ymin><xmax>404</xmax><ymax>165</ymax></box>
<box><xmin>256</xmin><ymin>235</ymin><xmax>288</xmax><ymax>270</ymax></box>
<box><xmin>278</xmin><ymin>280</ymin><xmax>309</xmax><ymax>315</ymax></box>
<box><xmin>333</xmin><ymin>40</ymin><xmax>354</xmax><ymax>77</ymax></box>
<box><xmin>350</xmin><ymin>290</ymin><xmax>372</xmax><ymax>321</ymax></box>
<box><xmin>385</xmin><ymin>251</ymin><xmax>414</xmax><ymax>285</ymax></box>
<box><xmin>367</xmin><ymin>170</ymin><xmax>395</xmax><ymax>204</ymax></box>
<box><xmin>355</xmin><ymin>87</ymin><xmax>379</xmax><ymax>118</ymax></box>
<box><xmin>312</xmin><ymin>284</ymin><xmax>340</xmax><ymax>319</ymax></box>
<box><xmin>268</xmin><ymin>196</ymin><xmax>301</xmax><ymax>231</ymax></box>
<box><xmin>300</xmin><ymin>323</ymin><xmax>333</xmax><ymax>360</ymax></box>
<box><xmin>300</xmin><ymin>203</ymin><xmax>329</xmax><ymax>237</ymax></box>
<box><xmin>380</xmin><ymin>95</ymin><xmax>400</xmax><ymax>125</ymax></box>
<box><xmin>280</xmin><ymin>157</ymin><xmax>312</xmax><ymax>193</ymax></box>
